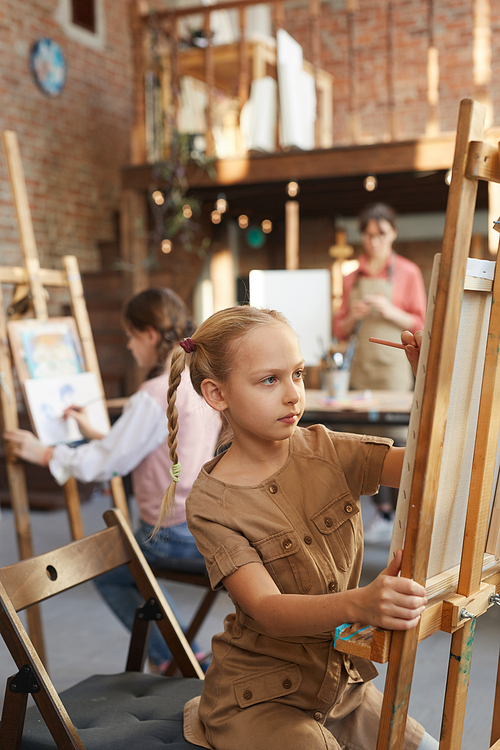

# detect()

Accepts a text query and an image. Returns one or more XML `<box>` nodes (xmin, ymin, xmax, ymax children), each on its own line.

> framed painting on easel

<box><xmin>7</xmin><ymin>316</ymin><xmax>85</xmax><ymax>381</ymax></box>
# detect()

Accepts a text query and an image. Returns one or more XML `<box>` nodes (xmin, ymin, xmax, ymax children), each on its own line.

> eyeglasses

<box><xmin>362</xmin><ymin>230</ymin><xmax>391</xmax><ymax>242</ymax></box>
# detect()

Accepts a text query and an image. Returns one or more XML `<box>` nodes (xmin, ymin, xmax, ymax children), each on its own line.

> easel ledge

<box><xmin>335</xmin><ymin>555</ymin><xmax>500</xmax><ymax>663</ymax></box>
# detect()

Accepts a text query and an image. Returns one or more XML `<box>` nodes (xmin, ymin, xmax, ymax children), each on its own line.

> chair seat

<box><xmin>21</xmin><ymin>673</ymin><xmax>204</xmax><ymax>749</ymax></box>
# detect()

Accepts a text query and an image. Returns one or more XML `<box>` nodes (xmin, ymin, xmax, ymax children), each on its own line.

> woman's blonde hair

<box><xmin>155</xmin><ymin>306</ymin><xmax>289</xmax><ymax>529</ymax></box>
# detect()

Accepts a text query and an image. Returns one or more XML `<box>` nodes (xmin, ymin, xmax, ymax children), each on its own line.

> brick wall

<box><xmin>283</xmin><ymin>0</ymin><xmax>497</xmax><ymax>144</ymax></box>
<box><xmin>0</xmin><ymin>0</ymin><xmax>133</xmax><ymax>311</ymax></box>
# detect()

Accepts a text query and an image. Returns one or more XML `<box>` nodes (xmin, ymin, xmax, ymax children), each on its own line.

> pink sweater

<box><xmin>134</xmin><ymin>371</ymin><xmax>221</xmax><ymax>527</ymax></box>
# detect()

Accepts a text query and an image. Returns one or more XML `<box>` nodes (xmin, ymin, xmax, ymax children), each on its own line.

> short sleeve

<box><xmin>187</xmin><ymin>472</ymin><xmax>262</xmax><ymax>590</ymax></box>
<box><xmin>326</xmin><ymin>430</ymin><xmax>393</xmax><ymax>499</ymax></box>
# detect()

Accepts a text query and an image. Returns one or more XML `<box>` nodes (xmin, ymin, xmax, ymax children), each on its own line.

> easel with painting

<box><xmin>0</xmin><ymin>130</ymin><xmax>129</xmax><ymax>663</ymax></box>
<box><xmin>334</xmin><ymin>98</ymin><xmax>500</xmax><ymax>749</ymax></box>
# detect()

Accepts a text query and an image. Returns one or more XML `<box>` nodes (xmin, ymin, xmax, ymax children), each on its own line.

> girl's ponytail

<box><xmin>152</xmin><ymin>345</ymin><xmax>188</xmax><ymax>532</ymax></box>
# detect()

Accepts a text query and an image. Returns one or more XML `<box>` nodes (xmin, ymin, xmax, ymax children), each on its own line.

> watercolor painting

<box><xmin>24</xmin><ymin>372</ymin><xmax>109</xmax><ymax>445</ymax></box>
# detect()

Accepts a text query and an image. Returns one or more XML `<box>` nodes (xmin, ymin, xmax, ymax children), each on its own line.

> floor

<box><xmin>0</xmin><ymin>491</ymin><xmax>498</xmax><ymax>747</ymax></box>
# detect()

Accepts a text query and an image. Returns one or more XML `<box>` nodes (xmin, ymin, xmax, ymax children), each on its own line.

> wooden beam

<box><xmin>122</xmin><ymin>135</ymin><xmax>458</xmax><ymax>190</ymax></box>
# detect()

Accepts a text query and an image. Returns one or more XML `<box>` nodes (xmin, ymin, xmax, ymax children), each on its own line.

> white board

<box><xmin>249</xmin><ymin>268</ymin><xmax>331</xmax><ymax>366</ymax></box>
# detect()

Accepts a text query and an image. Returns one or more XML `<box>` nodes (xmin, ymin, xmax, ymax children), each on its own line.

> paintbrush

<box><xmin>368</xmin><ymin>337</ymin><xmax>406</xmax><ymax>350</ymax></box>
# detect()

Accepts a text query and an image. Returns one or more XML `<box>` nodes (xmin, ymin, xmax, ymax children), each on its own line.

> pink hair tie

<box><xmin>179</xmin><ymin>337</ymin><xmax>196</xmax><ymax>353</ymax></box>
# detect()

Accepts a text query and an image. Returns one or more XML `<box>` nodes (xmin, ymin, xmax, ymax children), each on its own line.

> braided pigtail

<box><xmin>152</xmin><ymin>345</ymin><xmax>188</xmax><ymax>534</ymax></box>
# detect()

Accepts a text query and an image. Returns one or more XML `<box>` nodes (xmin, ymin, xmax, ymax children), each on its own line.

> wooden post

<box><xmin>130</xmin><ymin>0</ymin><xmax>148</xmax><ymax>165</ymax></box>
<box><xmin>439</xmin><ymin>621</ymin><xmax>476</xmax><ymax>750</ymax></box>
<box><xmin>210</xmin><ymin>245</ymin><xmax>236</xmax><ymax>312</ymax></box>
<box><xmin>426</xmin><ymin>0</ymin><xmax>440</xmax><ymax>136</ymax></box>
<box><xmin>2</xmin><ymin>132</ymin><xmax>47</xmax><ymax>321</ymax></box>
<box><xmin>238</xmin><ymin>7</ymin><xmax>249</xmax><ymax>106</ymax></box>
<box><xmin>473</xmin><ymin>0</ymin><xmax>493</xmax><ymax>128</ymax></box>
<box><xmin>272</xmin><ymin>1</ymin><xmax>285</xmax><ymax>152</ymax></box>
<box><xmin>169</xmin><ymin>13</ymin><xmax>180</xmax><ymax>152</ymax></box>
<box><xmin>0</xmin><ymin>285</ymin><xmax>46</xmax><ymax>666</ymax></box>
<box><xmin>63</xmin><ymin>256</ymin><xmax>130</xmax><ymax>528</ymax></box>
<box><xmin>285</xmin><ymin>200</ymin><xmax>299</xmax><ymax>270</ymax></box>
<box><xmin>309</xmin><ymin>0</ymin><xmax>321</xmax><ymax>149</ymax></box>
<box><xmin>204</xmin><ymin>11</ymin><xmax>215</xmax><ymax>156</ymax></box>
<box><xmin>492</xmin><ymin>640</ymin><xmax>500</xmax><ymax>745</ymax></box>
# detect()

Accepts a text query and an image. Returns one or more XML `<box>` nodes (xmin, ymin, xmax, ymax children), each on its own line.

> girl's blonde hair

<box><xmin>155</xmin><ymin>306</ymin><xmax>289</xmax><ymax>529</ymax></box>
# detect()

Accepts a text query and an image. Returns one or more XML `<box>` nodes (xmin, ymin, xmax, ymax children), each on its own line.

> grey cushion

<box><xmin>20</xmin><ymin>672</ymin><xmax>203</xmax><ymax>749</ymax></box>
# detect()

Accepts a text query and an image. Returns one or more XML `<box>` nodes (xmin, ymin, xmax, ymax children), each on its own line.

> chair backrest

<box><xmin>0</xmin><ymin>508</ymin><xmax>204</xmax><ymax>749</ymax></box>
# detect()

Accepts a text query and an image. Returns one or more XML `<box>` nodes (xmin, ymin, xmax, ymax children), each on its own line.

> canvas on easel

<box><xmin>333</xmin><ymin>99</ymin><xmax>500</xmax><ymax>750</ymax></box>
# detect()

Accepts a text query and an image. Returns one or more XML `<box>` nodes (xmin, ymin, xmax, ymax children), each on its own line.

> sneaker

<box><xmin>149</xmin><ymin>651</ymin><xmax>211</xmax><ymax>677</ymax></box>
<box><xmin>364</xmin><ymin>513</ymin><xmax>394</xmax><ymax>544</ymax></box>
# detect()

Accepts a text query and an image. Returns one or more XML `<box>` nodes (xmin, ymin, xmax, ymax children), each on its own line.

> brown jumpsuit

<box><xmin>183</xmin><ymin>425</ymin><xmax>425</xmax><ymax>750</ymax></box>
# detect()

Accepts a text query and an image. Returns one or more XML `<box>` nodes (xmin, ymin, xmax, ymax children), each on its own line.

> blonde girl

<box><xmin>159</xmin><ymin>306</ymin><xmax>436</xmax><ymax>750</ymax></box>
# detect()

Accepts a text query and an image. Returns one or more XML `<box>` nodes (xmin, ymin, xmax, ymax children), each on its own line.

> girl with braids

<box><xmin>159</xmin><ymin>306</ymin><xmax>437</xmax><ymax>750</ymax></box>
<box><xmin>5</xmin><ymin>288</ymin><xmax>220</xmax><ymax>672</ymax></box>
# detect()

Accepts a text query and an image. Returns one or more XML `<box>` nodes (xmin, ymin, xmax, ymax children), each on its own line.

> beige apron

<box><xmin>348</xmin><ymin>273</ymin><xmax>413</xmax><ymax>392</ymax></box>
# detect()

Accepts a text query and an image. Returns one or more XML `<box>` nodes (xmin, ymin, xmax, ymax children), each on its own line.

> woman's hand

<box><xmin>4</xmin><ymin>428</ymin><xmax>47</xmax><ymax>465</ymax></box>
<box><xmin>401</xmin><ymin>330</ymin><xmax>423</xmax><ymax>377</ymax></box>
<box><xmin>63</xmin><ymin>405</ymin><xmax>105</xmax><ymax>441</ymax></box>
<box><xmin>353</xmin><ymin>549</ymin><xmax>427</xmax><ymax>630</ymax></box>
<box><xmin>364</xmin><ymin>294</ymin><xmax>415</xmax><ymax>330</ymax></box>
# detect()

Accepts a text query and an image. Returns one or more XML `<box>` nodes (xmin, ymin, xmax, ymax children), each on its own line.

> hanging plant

<box><xmin>149</xmin><ymin>130</ymin><xmax>216</xmax><ymax>257</ymax></box>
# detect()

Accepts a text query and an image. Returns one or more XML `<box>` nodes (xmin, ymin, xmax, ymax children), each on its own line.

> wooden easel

<box><xmin>333</xmin><ymin>98</ymin><xmax>500</xmax><ymax>749</ymax></box>
<box><xmin>0</xmin><ymin>130</ymin><xmax>130</xmax><ymax>663</ymax></box>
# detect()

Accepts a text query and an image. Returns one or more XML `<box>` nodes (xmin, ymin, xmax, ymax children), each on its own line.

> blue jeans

<box><xmin>94</xmin><ymin>521</ymin><xmax>204</xmax><ymax>666</ymax></box>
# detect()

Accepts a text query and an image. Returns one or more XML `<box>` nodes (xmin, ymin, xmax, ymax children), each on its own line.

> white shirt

<box><xmin>49</xmin><ymin>370</ymin><xmax>221</xmax><ymax>527</ymax></box>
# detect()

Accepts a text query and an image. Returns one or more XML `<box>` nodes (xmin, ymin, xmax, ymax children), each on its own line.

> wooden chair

<box><xmin>150</xmin><ymin>560</ymin><xmax>219</xmax><ymax>676</ymax></box>
<box><xmin>0</xmin><ymin>508</ymin><xmax>205</xmax><ymax>749</ymax></box>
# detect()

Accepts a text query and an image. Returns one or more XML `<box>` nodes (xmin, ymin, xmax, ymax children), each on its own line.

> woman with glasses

<box><xmin>333</xmin><ymin>203</ymin><xmax>426</xmax><ymax>542</ymax></box>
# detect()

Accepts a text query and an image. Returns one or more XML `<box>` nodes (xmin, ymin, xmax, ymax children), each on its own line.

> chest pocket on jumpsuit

<box><xmin>310</xmin><ymin>493</ymin><xmax>359</xmax><ymax>572</ymax></box>
<box><xmin>252</xmin><ymin>529</ymin><xmax>312</xmax><ymax>594</ymax></box>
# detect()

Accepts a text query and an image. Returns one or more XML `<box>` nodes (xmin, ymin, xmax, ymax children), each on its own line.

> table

<box><xmin>301</xmin><ymin>390</ymin><xmax>413</xmax><ymax>429</ymax></box>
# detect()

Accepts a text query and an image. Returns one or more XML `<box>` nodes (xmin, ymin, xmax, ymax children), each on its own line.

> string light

<box><xmin>287</xmin><ymin>181</ymin><xmax>299</xmax><ymax>197</ymax></box>
<box><xmin>152</xmin><ymin>190</ymin><xmax>165</xmax><ymax>205</ymax></box>
<box><xmin>211</xmin><ymin>210</ymin><xmax>221</xmax><ymax>224</ymax></box>
<box><xmin>262</xmin><ymin>219</ymin><xmax>273</xmax><ymax>234</ymax></box>
<box><xmin>161</xmin><ymin>239</ymin><xmax>172</xmax><ymax>253</ymax></box>
<box><xmin>182</xmin><ymin>204</ymin><xmax>193</xmax><ymax>218</ymax></box>
<box><xmin>216</xmin><ymin>196</ymin><xmax>228</xmax><ymax>213</ymax></box>
<box><xmin>238</xmin><ymin>214</ymin><xmax>249</xmax><ymax>229</ymax></box>
<box><xmin>363</xmin><ymin>175</ymin><xmax>378</xmax><ymax>192</ymax></box>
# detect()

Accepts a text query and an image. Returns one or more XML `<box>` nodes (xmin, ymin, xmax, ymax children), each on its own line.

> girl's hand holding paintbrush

<box><xmin>369</xmin><ymin>330</ymin><xmax>423</xmax><ymax>377</ymax></box>
<box><xmin>62</xmin><ymin>404</ymin><xmax>105</xmax><ymax>441</ymax></box>
<box><xmin>4</xmin><ymin>401</ymin><xmax>106</xmax><ymax>466</ymax></box>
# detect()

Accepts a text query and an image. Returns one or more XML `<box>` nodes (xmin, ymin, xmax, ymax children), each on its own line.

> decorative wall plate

<box><xmin>30</xmin><ymin>38</ymin><xmax>66</xmax><ymax>97</ymax></box>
